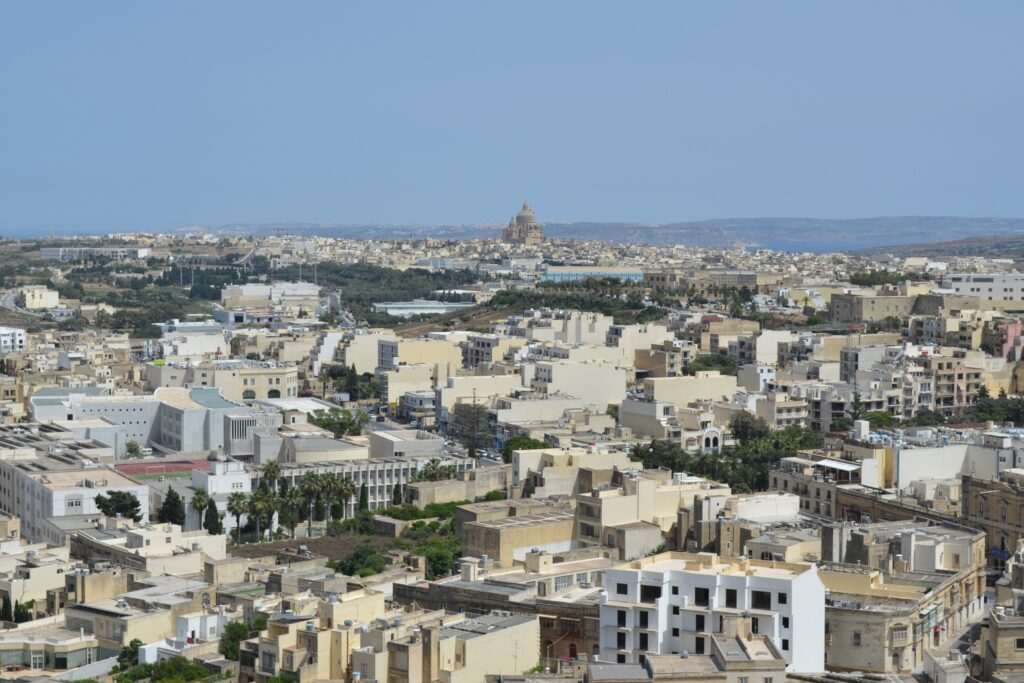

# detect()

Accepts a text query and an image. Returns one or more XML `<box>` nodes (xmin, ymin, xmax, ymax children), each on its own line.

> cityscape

<box><xmin>2</xmin><ymin>3</ymin><xmax>1024</xmax><ymax>683</ymax></box>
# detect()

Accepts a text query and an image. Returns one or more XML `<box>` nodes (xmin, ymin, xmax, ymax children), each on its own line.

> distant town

<box><xmin>0</xmin><ymin>203</ymin><xmax>1022</xmax><ymax>683</ymax></box>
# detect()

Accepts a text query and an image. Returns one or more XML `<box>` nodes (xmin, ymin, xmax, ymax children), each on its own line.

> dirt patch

<box><xmin>228</xmin><ymin>534</ymin><xmax>393</xmax><ymax>562</ymax></box>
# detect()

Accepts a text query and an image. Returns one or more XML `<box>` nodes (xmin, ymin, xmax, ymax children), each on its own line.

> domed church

<box><xmin>501</xmin><ymin>201</ymin><xmax>545</xmax><ymax>245</ymax></box>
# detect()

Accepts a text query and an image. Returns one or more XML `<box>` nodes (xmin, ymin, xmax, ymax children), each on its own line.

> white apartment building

<box><xmin>599</xmin><ymin>552</ymin><xmax>825</xmax><ymax>672</ymax></box>
<box><xmin>188</xmin><ymin>454</ymin><xmax>251</xmax><ymax>530</ymax></box>
<box><xmin>0</xmin><ymin>327</ymin><xmax>26</xmax><ymax>354</ymax></box>
<box><xmin>942</xmin><ymin>273</ymin><xmax>1024</xmax><ymax>302</ymax></box>
<box><xmin>0</xmin><ymin>453</ymin><xmax>150</xmax><ymax>542</ymax></box>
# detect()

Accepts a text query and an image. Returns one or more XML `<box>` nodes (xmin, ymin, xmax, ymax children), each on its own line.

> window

<box><xmin>892</xmin><ymin>627</ymin><xmax>908</xmax><ymax>641</ymax></box>
<box><xmin>640</xmin><ymin>585</ymin><xmax>662</xmax><ymax>603</ymax></box>
<box><xmin>616</xmin><ymin>654</ymin><xmax>626</xmax><ymax>664</ymax></box>
<box><xmin>672</xmin><ymin>606</ymin><xmax>679</xmax><ymax>615</ymax></box>
<box><xmin>1016</xmin><ymin>638</ymin><xmax>1024</xmax><ymax>651</ymax></box>
<box><xmin>694</xmin><ymin>587</ymin><xmax>710</xmax><ymax>606</ymax></box>
<box><xmin>672</xmin><ymin>627</ymin><xmax>679</xmax><ymax>637</ymax></box>
<box><xmin>639</xmin><ymin>633</ymin><xmax>648</xmax><ymax>650</ymax></box>
<box><xmin>725</xmin><ymin>588</ymin><xmax>737</xmax><ymax>608</ymax></box>
<box><xmin>616</xmin><ymin>583</ymin><xmax>628</xmax><ymax>595</ymax></box>
<box><xmin>777</xmin><ymin>592</ymin><xmax>787</xmax><ymax>605</ymax></box>
<box><xmin>739</xmin><ymin>678</ymin><xmax>749</xmax><ymax>683</ymax></box>
<box><xmin>751</xmin><ymin>618</ymin><xmax>759</xmax><ymax>634</ymax></box>
<box><xmin>695</xmin><ymin>614</ymin><xmax>705</xmax><ymax>631</ymax></box>
<box><xmin>751</xmin><ymin>590</ymin><xmax>772</xmax><ymax>610</ymax></box>
<box><xmin>671</xmin><ymin>585</ymin><xmax>679</xmax><ymax>595</ymax></box>
<box><xmin>782</xmin><ymin>617</ymin><xmax>789</xmax><ymax>629</ymax></box>
<box><xmin>853</xmin><ymin>632</ymin><xmax>862</xmax><ymax>646</ymax></box>
<box><xmin>639</xmin><ymin>611</ymin><xmax>649</xmax><ymax>628</ymax></box>
<box><xmin>782</xmin><ymin>639</ymin><xmax>789</xmax><ymax>651</ymax></box>
<box><xmin>764</xmin><ymin>678</ymin><xmax>774</xmax><ymax>683</ymax></box>
<box><xmin>617</xmin><ymin>610</ymin><xmax>626</xmax><ymax>627</ymax></box>
<box><xmin>616</xmin><ymin>632</ymin><xmax>626</xmax><ymax>648</ymax></box>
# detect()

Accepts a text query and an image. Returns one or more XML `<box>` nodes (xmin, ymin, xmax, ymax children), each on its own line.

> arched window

<box><xmin>704</xmin><ymin>436</ymin><xmax>711</xmax><ymax>448</ymax></box>
<box><xmin>711</xmin><ymin>435</ymin><xmax>720</xmax><ymax>448</ymax></box>
<box><xmin>268</xmin><ymin>389</ymin><xmax>281</xmax><ymax>399</ymax></box>
<box><xmin>243</xmin><ymin>390</ymin><xmax>256</xmax><ymax>400</ymax></box>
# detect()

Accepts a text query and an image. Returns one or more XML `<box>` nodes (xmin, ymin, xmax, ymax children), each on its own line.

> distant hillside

<box><xmin>854</xmin><ymin>234</ymin><xmax>1024</xmax><ymax>259</ymax></box>
<box><xmin>217</xmin><ymin>216</ymin><xmax>1024</xmax><ymax>253</ymax></box>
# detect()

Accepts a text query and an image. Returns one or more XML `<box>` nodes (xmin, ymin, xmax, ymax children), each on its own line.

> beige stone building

<box><xmin>19</xmin><ymin>286</ymin><xmax>59</xmax><ymax>310</ymax></box>
<box><xmin>644</xmin><ymin>371</ymin><xmax>739</xmax><ymax>407</ymax></box>
<box><xmin>818</xmin><ymin>520</ymin><xmax>986</xmax><ymax>674</ymax></box>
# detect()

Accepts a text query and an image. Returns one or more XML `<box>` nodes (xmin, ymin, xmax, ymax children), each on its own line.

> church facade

<box><xmin>502</xmin><ymin>201</ymin><xmax>545</xmax><ymax>245</ymax></box>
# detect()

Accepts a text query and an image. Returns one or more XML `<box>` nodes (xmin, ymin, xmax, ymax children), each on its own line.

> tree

<box><xmin>319</xmin><ymin>473</ymin><xmax>339</xmax><ymax>522</ymax></box>
<box><xmin>358</xmin><ymin>482</ymin><xmax>369</xmax><ymax>512</ymax></box>
<box><xmin>204</xmin><ymin>499</ymin><xmax>223</xmax><ymax>535</ymax></box>
<box><xmin>300</xmin><ymin>471</ymin><xmax>322</xmax><ymax>535</ymax></box>
<box><xmin>13</xmin><ymin>600</ymin><xmax>30</xmax><ymax>623</ymax></box>
<box><xmin>309</xmin><ymin>408</ymin><xmax>369</xmax><ymax>437</ymax></box>
<box><xmin>0</xmin><ymin>595</ymin><xmax>11</xmax><ymax>622</ymax></box>
<box><xmin>157</xmin><ymin>487</ymin><xmax>186</xmax><ymax>526</ymax></box>
<box><xmin>261</xmin><ymin>460</ymin><xmax>281</xmax><ymax>494</ymax></box>
<box><xmin>249</xmin><ymin>486</ymin><xmax>277</xmax><ymax>542</ymax></box>
<box><xmin>865</xmin><ymin>411</ymin><xmax>896</xmax><ymax>430</ymax></box>
<box><xmin>831</xmin><ymin>416</ymin><xmax>853</xmax><ymax>433</ymax></box>
<box><xmin>849</xmin><ymin>389</ymin><xmax>866</xmax><ymax>421</ymax></box>
<box><xmin>978</xmin><ymin>385</ymin><xmax>991</xmax><ymax>400</ymax></box>
<box><xmin>227</xmin><ymin>491</ymin><xmax>248</xmax><ymax>542</ymax></box>
<box><xmin>125</xmin><ymin>440</ymin><xmax>142</xmax><ymax>458</ymax></box>
<box><xmin>219</xmin><ymin>621</ymin><xmax>251</xmax><ymax>661</ymax></box>
<box><xmin>116</xmin><ymin>639</ymin><xmax>142</xmax><ymax>671</ymax></box>
<box><xmin>451</xmin><ymin>401</ymin><xmax>490</xmax><ymax>457</ymax></box>
<box><xmin>338</xmin><ymin>476</ymin><xmax>357</xmax><ymax>519</ymax></box>
<box><xmin>392</xmin><ymin>483</ymin><xmax>403</xmax><ymax>506</ymax></box>
<box><xmin>500</xmin><ymin>436</ymin><xmax>548</xmax><ymax>463</ymax></box>
<box><xmin>282</xmin><ymin>486</ymin><xmax>304</xmax><ymax>538</ymax></box>
<box><xmin>729</xmin><ymin>413</ymin><xmax>771</xmax><ymax>446</ymax></box>
<box><xmin>95</xmin><ymin>491</ymin><xmax>143</xmax><ymax>522</ymax></box>
<box><xmin>411</xmin><ymin>458</ymin><xmax>457</xmax><ymax>483</ymax></box>
<box><xmin>190</xmin><ymin>489</ymin><xmax>210</xmax><ymax>529</ymax></box>
<box><xmin>333</xmin><ymin>543</ymin><xmax>386</xmax><ymax>576</ymax></box>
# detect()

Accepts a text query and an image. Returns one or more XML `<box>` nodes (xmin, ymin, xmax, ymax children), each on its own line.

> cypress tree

<box><xmin>204</xmin><ymin>499</ymin><xmax>223</xmax><ymax>535</ymax></box>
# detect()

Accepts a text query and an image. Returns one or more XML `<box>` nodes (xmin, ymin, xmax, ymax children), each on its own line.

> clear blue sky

<box><xmin>1</xmin><ymin>2</ymin><xmax>1022</xmax><ymax>234</ymax></box>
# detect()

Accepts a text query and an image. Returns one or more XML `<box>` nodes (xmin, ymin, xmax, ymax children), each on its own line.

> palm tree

<box><xmin>248</xmin><ymin>493</ymin><xmax>264</xmax><ymax>542</ymax></box>
<box><xmin>337</xmin><ymin>476</ymin><xmax>357</xmax><ymax>520</ymax></box>
<box><xmin>319</xmin><ymin>473</ymin><xmax>339</xmax><ymax>522</ymax></box>
<box><xmin>299</xmin><ymin>471</ymin><xmax>321</xmax><ymax>536</ymax></box>
<box><xmin>282</xmin><ymin>486</ymin><xmax>304</xmax><ymax>539</ymax></box>
<box><xmin>190</xmin><ymin>489</ymin><xmax>210</xmax><ymax>530</ymax></box>
<box><xmin>261</xmin><ymin>460</ymin><xmax>281</xmax><ymax>495</ymax></box>
<box><xmin>227</xmin><ymin>492</ymin><xmax>248</xmax><ymax>543</ymax></box>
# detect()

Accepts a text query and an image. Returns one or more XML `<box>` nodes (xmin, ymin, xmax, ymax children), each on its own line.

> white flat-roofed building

<box><xmin>0</xmin><ymin>458</ymin><xmax>149</xmax><ymax>543</ymax></box>
<box><xmin>942</xmin><ymin>272</ymin><xmax>1024</xmax><ymax>302</ymax></box>
<box><xmin>599</xmin><ymin>551</ymin><xmax>825</xmax><ymax>673</ymax></box>
<box><xmin>0</xmin><ymin>327</ymin><xmax>26</xmax><ymax>354</ymax></box>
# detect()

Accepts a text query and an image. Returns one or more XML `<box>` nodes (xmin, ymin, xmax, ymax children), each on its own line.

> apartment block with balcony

<box><xmin>599</xmin><ymin>552</ymin><xmax>825</xmax><ymax>672</ymax></box>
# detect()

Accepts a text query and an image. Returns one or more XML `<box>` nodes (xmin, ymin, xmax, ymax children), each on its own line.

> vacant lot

<box><xmin>228</xmin><ymin>534</ymin><xmax>393</xmax><ymax>562</ymax></box>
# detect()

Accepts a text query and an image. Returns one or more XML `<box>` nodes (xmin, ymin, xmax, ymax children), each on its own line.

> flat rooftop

<box><xmin>468</xmin><ymin>510</ymin><xmax>575</xmax><ymax>529</ymax></box>
<box><xmin>31</xmin><ymin>468</ymin><xmax>139</xmax><ymax>490</ymax></box>
<box><xmin>614</xmin><ymin>551</ymin><xmax>814</xmax><ymax>578</ymax></box>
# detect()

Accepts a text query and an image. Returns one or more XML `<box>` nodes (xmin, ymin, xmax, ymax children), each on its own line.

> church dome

<box><xmin>515</xmin><ymin>202</ymin><xmax>537</xmax><ymax>226</ymax></box>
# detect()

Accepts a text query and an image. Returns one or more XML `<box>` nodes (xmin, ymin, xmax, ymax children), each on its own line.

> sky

<box><xmin>1</xmin><ymin>2</ymin><xmax>1023</xmax><ymax>234</ymax></box>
